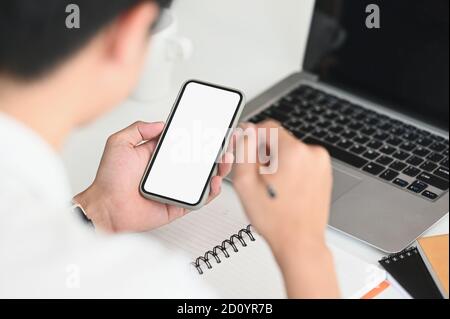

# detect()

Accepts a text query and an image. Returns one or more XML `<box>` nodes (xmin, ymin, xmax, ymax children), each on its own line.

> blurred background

<box><xmin>62</xmin><ymin>0</ymin><xmax>315</xmax><ymax>194</ymax></box>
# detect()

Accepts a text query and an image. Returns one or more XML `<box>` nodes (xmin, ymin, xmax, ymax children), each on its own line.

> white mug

<box><xmin>132</xmin><ymin>10</ymin><xmax>193</xmax><ymax>102</ymax></box>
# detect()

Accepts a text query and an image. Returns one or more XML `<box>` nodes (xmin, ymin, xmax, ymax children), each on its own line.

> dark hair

<box><xmin>0</xmin><ymin>0</ymin><xmax>172</xmax><ymax>79</ymax></box>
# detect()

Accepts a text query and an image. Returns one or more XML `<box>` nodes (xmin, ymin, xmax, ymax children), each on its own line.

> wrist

<box><xmin>276</xmin><ymin>238</ymin><xmax>339</xmax><ymax>298</ymax></box>
<box><xmin>73</xmin><ymin>185</ymin><xmax>114</xmax><ymax>233</ymax></box>
<box><xmin>269</xmin><ymin>231</ymin><xmax>329</xmax><ymax>266</ymax></box>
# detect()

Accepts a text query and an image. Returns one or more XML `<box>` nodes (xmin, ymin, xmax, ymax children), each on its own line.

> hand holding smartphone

<box><xmin>140</xmin><ymin>80</ymin><xmax>245</xmax><ymax>209</ymax></box>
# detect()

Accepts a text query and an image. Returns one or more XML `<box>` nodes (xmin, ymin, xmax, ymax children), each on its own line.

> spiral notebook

<box><xmin>379</xmin><ymin>247</ymin><xmax>444</xmax><ymax>299</ymax></box>
<box><xmin>150</xmin><ymin>190</ymin><xmax>386</xmax><ymax>298</ymax></box>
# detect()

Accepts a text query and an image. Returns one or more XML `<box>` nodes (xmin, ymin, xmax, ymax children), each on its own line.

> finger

<box><xmin>206</xmin><ymin>176</ymin><xmax>223</xmax><ymax>204</ymax></box>
<box><xmin>232</xmin><ymin>124</ymin><xmax>266</xmax><ymax>197</ymax></box>
<box><xmin>110</xmin><ymin>121</ymin><xmax>164</xmax><ymax>146</ymax></box>
<box><xmin>218</xmin><ymin>152</ymin><xmax>234</xmax><ymax>177</ymax></box>
<box><xmin>166</xmin><ymin>205</ymin><xmax>189</xmax><ymax>223</ymax></box>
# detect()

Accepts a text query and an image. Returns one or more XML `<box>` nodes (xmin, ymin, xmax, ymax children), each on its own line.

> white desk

<box><xmin>62</xmin><ymin>0</ymin><xmax>449</xmax><ymax>299</ymax></box>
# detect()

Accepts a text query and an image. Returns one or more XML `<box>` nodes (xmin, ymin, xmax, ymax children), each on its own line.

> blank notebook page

<box><xmin>148</xmin><ymin>188</ymin><xmax>385</xmax><ymax>298</ymax></box>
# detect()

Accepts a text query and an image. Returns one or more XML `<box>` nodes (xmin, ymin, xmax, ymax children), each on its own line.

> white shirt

<box><xmin>0</xmin><ymin>112</ymin><xmax>214</xmax><ymax>298</ymax></box>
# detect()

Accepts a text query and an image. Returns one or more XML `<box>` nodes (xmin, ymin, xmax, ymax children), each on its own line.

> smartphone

<box><xmin>140</xmin><ymin>80</ymin><xmax>245</xmax><ymax>210</ymax></box>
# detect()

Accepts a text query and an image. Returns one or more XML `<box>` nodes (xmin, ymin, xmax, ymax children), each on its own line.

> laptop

<box><xmin>235</xmin><ymin>0</ymin><xmax>449</xmax><ymax>253</ymax></box>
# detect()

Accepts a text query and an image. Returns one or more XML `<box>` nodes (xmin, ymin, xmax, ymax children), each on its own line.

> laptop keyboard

<box><xmin>248</xmin><ymin>85</ymin><xmax>449</xmax><ymax>201</ymax></box>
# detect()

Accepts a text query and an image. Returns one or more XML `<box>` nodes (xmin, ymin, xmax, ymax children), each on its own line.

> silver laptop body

<box><xmin>231</xmin><ymin>1</ymin><xmax>449</xmax><ymax>253</ymax></box>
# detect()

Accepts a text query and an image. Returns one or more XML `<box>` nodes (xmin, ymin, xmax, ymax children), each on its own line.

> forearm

<box><xmin>274</xmin><ymin>238</ymin><xmax>340</xmax><ymax>299</ymax></box>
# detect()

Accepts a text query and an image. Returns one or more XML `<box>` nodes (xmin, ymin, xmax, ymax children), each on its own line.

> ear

<box><xmin>104</xmin><ymin>2</ymin><xmax>159</xmax><ymax>67</ymax></box>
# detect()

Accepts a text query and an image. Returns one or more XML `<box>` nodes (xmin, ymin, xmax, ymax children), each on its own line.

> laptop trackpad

<box><xmin>332</xmin><ymin>168</ymin><xmax>362</xmax><ymax>202</ymax></box>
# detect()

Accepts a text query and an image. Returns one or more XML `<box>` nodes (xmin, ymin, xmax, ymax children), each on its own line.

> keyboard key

<box><xmin>419</xmin><ymin>161</ymin><xmax>438</xmax><ymax>173</ymax></box>
<box><xmin>340</xmin><ymin>109</ymin><xmax>354</xmax><ymax>117</ymax></box>
<box><xmin>337</xmin><ymin>139</ymin><xmax>354</xmax><ymax>150</ymax></box>
<box><xmin>365</xmin><ymin>117</ymin><xmax>380</xmax><ymax>126</ymax></box>
<box><xmin>303</xmin><ymin>137</ymin><xmax>368</xmax><ymax>169</ymax></box>
<box><xmin>341</xmin><ymin>130</ymin><xmax>357</xmax><ymax>139</ymax></box>
<box><xmin>443</xmin><ymin>149</ymin><xmax>449</xmax><ymax>157</ymax></box>
<box><xmin>348</xmin><ymin>121</ymin><xmax>364</xmax><ymax>131</ymax></box>
<box><xmin>413</xmin><ymin>147</ymin><xmax>431</xmax><ymax>157</ymax></box>
<box><xmin>408</xmin><ymin>180</ymin><xmax>428</xmax><ymax>193</ymax></box>
<box><xmin>402</xmin><ymin>133</ymin><xmax>419</xmax><ymax>142</ymax></box>
<box><xmin>417</xmin><ymin>172</ymin><xmax>449</xmax><ymax>191</ymax></box>
<box><xmin>433</xmin><ymin>167</ymin><xmax>449</xmax><ymax>181</ymax></box>
<box><xmin>329</xmin><ymin>125</ymin><xmax>344</xmax><ymax>134</ymax></box>
<box><xmin>291</xmin><ymin>108</ymin><xmax>307</xmax><ymax>117</ymax></box>
<box><xmin>376</xmin><ymin>156</ymin><xmax>394</xmax><ymax>166</ymax></box>
<box><xmin>311</xmin><ymin>106</ymin><xmax>325</xmax><ymax>115</ymax></box>
<box><xmin>377</xmin><ymin>122</ymin><xmax>393</xmax><ymax>131</ymax></box>
<box><xmin>379</xmin><ymin>145</ymin><xmax>396</xmax><ymax>155</ymax></box>
<box><xmin>349</xmin><ymin>145</ymin><xmax>367</xmax><ymax>155</ymax></box>
<box><xmin>303</xmin><ymin>114</ymin><xmax>319</xmax><ymax>123</ymax></box>
<box><xmin>416</xmin><ymin>138</ymin><xmax>433</xmax><ymax>147</ymax></box>
<box><xmin>325</xmin><ymin>134</ymin><xmax>340</xmax><ymax>144</ymax></box>
<box><xmin>363</xmin><ymin>150</ymin><xmax>380</xmax><ymax>160</ymax></box>
<box><xmin>419</xmin><ymin>129</ymin><xmax>432</xmax><ymax>136</ymax></box>
<box><xmin>283</xmin><ymin>118</ymin><xmax>302</xmax><ymax>129</ymax></box>
<box><xmin>403</xmin><ymin>124</ymin><xmax>417</xmax><ymax>132</ymax></box>
<box><xmin>391</xmin><ymin>127</ymin><xmax>406</xmax><ymax>136</ymax></box>
<box><xmin>380</xmin><ymin>169</ymin><xmax>399</xmax><ymax>181</ymax></box>
<box><xmin>316</xmin><ymin>120</ymin><xmax>332</xmax><ymax>128</ymax></box>
<box><xmin>323</xmin><ymin>110</ymin><xmax>338</xmax><ymax>120</ymax></box>
<box><xmin>422</xmin><ymin>190</ymin><xmax>438</xmax><ymax>200</ymax></box>
<box><xmin>441</xmin><ymin>158</ymin><xmax>449</xmax><ymax>168</ymax></box>
<box><xmin>265</xmin><ymin>109</ymin><xmax>290</xmax><ymax>123</ymax></box>
<box><xmin>373</xmin><ymin>132</ymin><xmax>390</xmax><ymax>141</ymax></box>
<box><xmin>390</xmin><ymin>161</ymin><xmax>408</xmax><ymax>172</ymax></box>
<box><xmin>386</xmin><ymin>137</ymin><xmax>403</xmax><ymax>146</ymax></box>
<box><xmin>393</xmin><ymin>178</ymin><xmax>409</xmax><ymax>188</ymax></box>
<box><xmin>427</xmin><ymin>152</ymin><xmax>445</xmax><ymax>163</ymax></box>
<box><xmin>336</xmin><ymin>115</ymin><xmax>351</xmax><ymax>125</ymax></box>
<box><xmin>430</xmin><ymin>142</ymin><xmax>447</xmax><ymax>152</ymax></box>
<box><xmin>361</xmin><ymin>127</ymin><xmax>377</xmax><ymax>136</ymax></box>
<box><xmin>277</xmin><ymin>103</ymin><xmax>295</xmax><ymax>114</ymax></box>
<box><xmin>400</xmin><ymin>142</ymin><xmax>416</xmax><ymax>152</ymax></box>
<box><xmin>353</xmin><ymin>113</ymin><xmax>366</xmax><ymax>121</ymax></box>
<box><xmin>353</xmin><ymin>135</ymin><xmax>370</xmax><ymax>145</ymax></box>
<box><xmin>431</xmin><ymin>134</ymin><xmax>445</xmax><ymax>142</ymax></box>
<box><xmin>393</xmin><ymin>150</ymin><xmax>410</xmax><ymax>161</ymax></box>
<box><xmin>407</xmin><ymin>156</ymin><xmax>424</xmax><ymax>167</ymax></box>
<box><xmin>363</xmin><ymin>163</ymin><xmax>385</xmax><ymax>176</ymax></box>
<box><xmin>312</xmin><ymin>129</ymin><xmax>327</xmax><ymax>139</ymax></box>
<box><xmin>367</xmin><ymin>140</ymin><xmax>383</xmax><ymax>150</ymax></box>
<box><xmin>403</xmin><ymin>166</ymin><xmax>421</xmax><ymax>177</ymax></box>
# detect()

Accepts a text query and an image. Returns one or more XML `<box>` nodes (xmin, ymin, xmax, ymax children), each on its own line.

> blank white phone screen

<box><xmin>143</xmin><ymin>82</ymin><xmax>242</xmax><ymax>205</ymax></box>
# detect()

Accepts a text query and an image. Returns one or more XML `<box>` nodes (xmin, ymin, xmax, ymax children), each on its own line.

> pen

<box><xmin>257</xmin><ymin>143</ymin><xmax>277</xmax><ymax>199</ymax></box>
<box><xmin>258</xmin><ymin>170</ymin><xmax>277</xmax><ymax>199</ymax></box>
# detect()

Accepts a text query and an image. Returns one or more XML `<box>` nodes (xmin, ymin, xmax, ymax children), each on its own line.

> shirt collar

<box><xmin>0</xmin><ymin>112</ymin><xmax>71</xmax><ymax>208</ymax></box>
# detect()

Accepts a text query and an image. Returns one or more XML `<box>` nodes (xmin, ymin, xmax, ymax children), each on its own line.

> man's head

<box><xmin>0</xmin><ymin>0</ymin><xmax>172</xmax><ymax>127</ymax></box>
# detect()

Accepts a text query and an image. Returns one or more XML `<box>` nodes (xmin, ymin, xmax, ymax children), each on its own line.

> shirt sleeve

<box><xmin>0</xmin><ymin>198</ymin><xmax>217</xmax><ymax>298</ymax></box>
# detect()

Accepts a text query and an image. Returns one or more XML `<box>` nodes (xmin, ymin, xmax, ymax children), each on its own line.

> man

<box><xmin>0</xmin><ymin>0</ymin><xmax>339</xmax><ymax>298</ymax></box>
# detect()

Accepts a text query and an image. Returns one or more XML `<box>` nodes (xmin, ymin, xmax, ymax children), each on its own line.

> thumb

<box><xmin>109</xmin><ymin>121</ymin><xmax>164</xmax><ymax>146</ymax></box>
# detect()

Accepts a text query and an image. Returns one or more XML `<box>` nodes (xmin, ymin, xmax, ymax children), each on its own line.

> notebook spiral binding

<box><xmin>193</xmin><ymin>225</ymin><xmax>255</xmax><ymax>275</ymax></box>
<box><xmin>380</xmin><ymin>246</ymin><xmax>418</xmax><ymax>264</ymax></box>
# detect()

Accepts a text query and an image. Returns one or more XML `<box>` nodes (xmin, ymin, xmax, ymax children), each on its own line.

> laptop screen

<box><xmin>303</xmin><ymin>0</ymin><xmax>449</xmax><ymax>130</ymax></box>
